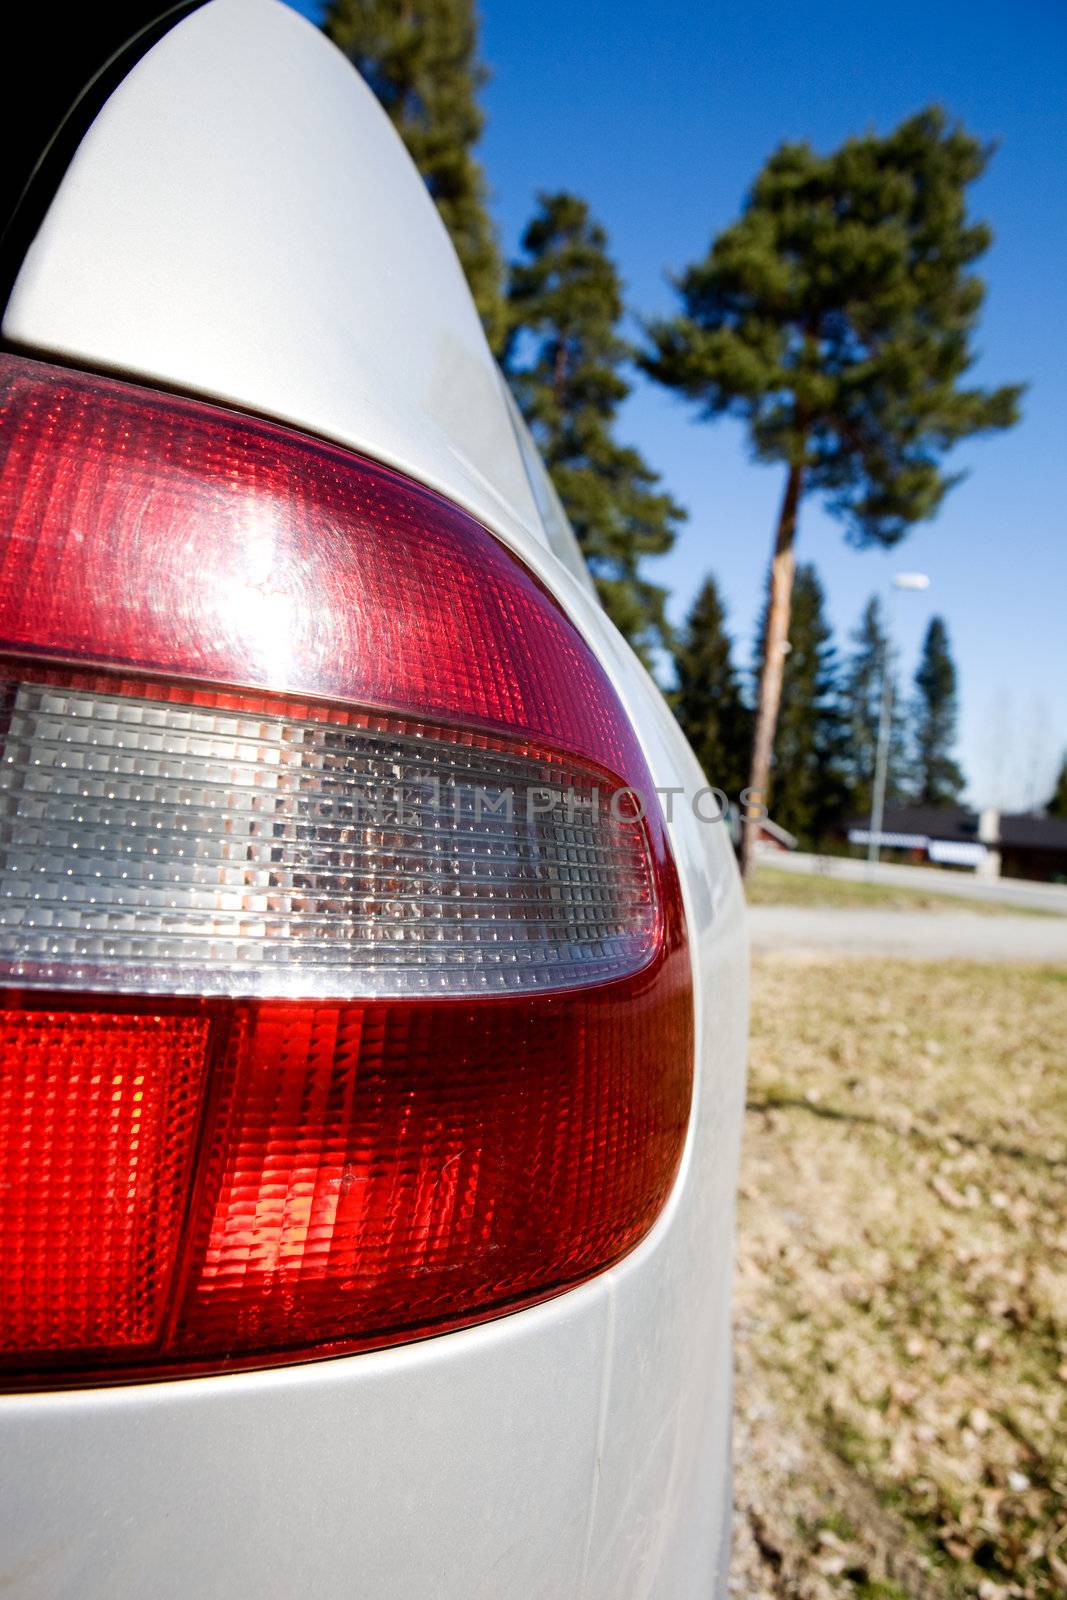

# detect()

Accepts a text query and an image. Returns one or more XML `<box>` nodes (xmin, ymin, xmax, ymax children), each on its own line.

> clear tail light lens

<box><xmin>0</xmin><ymin>673</ymin><xmax>657</xmax><ymax>996</ymax></box>
<box><xmin>0</xmin><ymin>353</ymin><xmax>692</xmax><ymax>1385</ymax></box>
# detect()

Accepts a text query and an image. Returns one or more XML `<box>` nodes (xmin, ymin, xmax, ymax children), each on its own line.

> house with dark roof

<box><xmin>994</xmin><ymin>812</ymin><xmax>1067</xmax><ymax>882</ymax></box>
<box><xmin>846</xmin><ymin>806</ymin><xmax>1067</xmax><ymax>884</ymax></box>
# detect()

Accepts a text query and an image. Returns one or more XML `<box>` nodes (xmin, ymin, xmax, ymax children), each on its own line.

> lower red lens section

<box><xmin>177</xmin><ymin>963</ymin><xmax>691</xmax><ymax>1360</ymax></box>
<box><xmin>0</xmin><ymin>1009</ymin><xmax>210</xmax><ymax>1355</ymax></box>
<box><xmin>0</xmin><ymin>938</ymin><xmax>692</xmax><ymax>1383</ymax></box>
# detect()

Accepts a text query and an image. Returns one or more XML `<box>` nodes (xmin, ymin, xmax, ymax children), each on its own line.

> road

<box><xmin>763</xmin><ymin>850</ymin><xmax>1067</xmax><ymax>916</ymax></box>
<box><xmin>748</xmin><ymin>904</ymin><xmax>1067</xmax><ymax>963</ymax></box>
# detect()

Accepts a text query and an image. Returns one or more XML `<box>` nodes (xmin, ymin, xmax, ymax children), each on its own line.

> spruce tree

<box><xmin>673</xmin><ymin>575</ymin><xmax>749</xmax><ymax>796</ymax></box>
<box><xmin>911</xmin><ymin>616</ymin><xmax>966</xmax><ymax>805</ymax></box>
<box><xmin>505</xmin><ymin>192</ymin><xmax>685</xmax><ymax>663</ymax></box>
<box><xmin>642</xmin><ymin>108</ymin><xmax>1022</xmax><ymax>872</ymax></box>
<box><xmin>1047</xmin><ymin>754</ymin><xmax>1067</xmax><ymax>820</ymax></box>
<box><xmin>754</xmin><ymin>564</ymin><xmax>848</xmax><ymax>844</ymax></box>
<box><xmin>323</xmin><ymin>0</ymin><xmax>507</xmax><ymax>351</ymax></box>
<box><xmin>843</xmin><ymin>596</ymin><xmax>907</xmax><ymax>818</ymax></box>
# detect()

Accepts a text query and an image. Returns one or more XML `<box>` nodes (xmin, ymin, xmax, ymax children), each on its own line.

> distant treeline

<box><xmin>676</xmin><ymin>570</ymin><xmax>963</xmax><ymax>846</ymax></box>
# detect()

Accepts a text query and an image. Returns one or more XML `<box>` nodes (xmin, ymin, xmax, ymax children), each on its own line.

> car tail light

<box><xmin>0</xmin><ymin>353</ymin><xmax>692</xmax><ymax>1385</ymax></box>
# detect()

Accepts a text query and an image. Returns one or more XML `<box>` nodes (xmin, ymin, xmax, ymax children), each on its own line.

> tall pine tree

<box><xmin>843</xmin><ymin>596</ymin><xmax>907</xmax><ymax>818</ymax></box>
<box><xmin>323</xmin><ymin>0</ymin><xmax>506</xmax><ymax>351</ymax></box>
<box><xmin>505</xmin><ymin>192</ymin><xmax>685</xmax><ymax>663</ymax></box>
<box><xmin>1047</xmin><ymin>754</ymin><xmax>1067</xmax><ymax>820</ymax></box>
<box><xmin>673</xmin><ymin>575</ymin><xmax>750</xmax><ymax>796</ymax></box>
<box><xmin>911</xmin><ymin>615</ymin><xmax>965</xmax><ymax>804</ymax></box>
<box><xmin>642</xmin><ymin>108</ymin><xmax>1022</xmax><ymax>872</ymax></box>
<box><xmin>755</xmin><ymin>564</ymin><xmax>848</xmax><ymax>844</ymax></box>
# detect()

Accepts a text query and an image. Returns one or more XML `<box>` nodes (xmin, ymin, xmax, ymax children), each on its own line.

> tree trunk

<box><xmin>553</xmin><ymin>339</ymin><xmax>569</xmax><ymax>410</ymax></box>
<box><xmin>740</xmin><ymin>462</ymin><xmax>804</xmax><ymax>879</ymax></box>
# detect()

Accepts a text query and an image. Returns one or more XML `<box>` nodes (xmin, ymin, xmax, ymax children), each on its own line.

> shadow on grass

<box><xmin>745</xmin><ymin>1093</ymin><xmax>1066</xmax><ymax>1171</ymax></box>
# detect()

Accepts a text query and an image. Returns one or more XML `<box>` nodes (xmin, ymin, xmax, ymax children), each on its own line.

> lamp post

<box><xmin>867</xmin><ymin>572</ymin><xmax>931</xmax><ymax>872</ymax></box>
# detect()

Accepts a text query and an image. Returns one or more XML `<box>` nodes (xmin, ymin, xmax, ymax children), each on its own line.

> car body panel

<box><xmin>0</xmin><ymin>2</ymin><xmax>748</xmax><ymax>1594</ymax></box>
<box><xmin>0</xmin><ymin>1298</ymin><xmax>607</xmax><ymax>1600</ymax></box>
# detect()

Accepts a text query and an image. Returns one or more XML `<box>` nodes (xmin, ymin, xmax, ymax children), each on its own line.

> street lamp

<box><xmin>867</xmin><ymin>571</ymin><xmax>931</xmax><ymax>871</ymax></box>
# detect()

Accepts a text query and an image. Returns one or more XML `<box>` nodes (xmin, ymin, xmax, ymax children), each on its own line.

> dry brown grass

<box><xmin>733</xmin><ymin>955</ymin><xmax>1067</xmax><ymax>1600</ymax></box>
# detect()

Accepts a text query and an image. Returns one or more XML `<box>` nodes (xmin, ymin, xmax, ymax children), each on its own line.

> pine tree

<box><xmin>754</xmin><ymin>564</ymin><xmax>848</xmax><ymax>844</ymax></box>
<box><xmin>1047</xmin><ymin>754</ymin><xmax>1067</xmax><ymax>820</ymax></box>
<box><xmin>843</xmin><ymin>596</ymin><xmax>907</xmax><ymax>818</ymax></box>
<box><xmin>323</xmin><ymin>0</ymin><xmax>507</xmax><ymax>351</ymax></box>
<box><xmin>673</xmin><ymin>575</ymin><xmax>750</xmax><ymax>796</ymax></box>
<box><xmin>911</xmin><ymin>616</ymin><xmax>966</xmax><ymax>804</ymax></box>
<box><xmin>505</xmin><ymin>192</ymin><xmax>685</xmax><ymax>663</ymax></box>
<box><xmin>642</xmin><ymin>107</ymin><xmax>1023</xmax><ymax>872</ymax></box>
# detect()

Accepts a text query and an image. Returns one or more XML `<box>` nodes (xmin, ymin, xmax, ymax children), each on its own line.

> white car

<box><xmin>0</xmin><ymin>3</ymin><xmax>747</xmax><ymax>1595</ymax></box>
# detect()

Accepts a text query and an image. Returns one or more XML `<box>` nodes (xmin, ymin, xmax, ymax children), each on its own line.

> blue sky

<box><xmin>290</xmin><ymin>0</ymin><xmax>1066</xmax><ymax>808</ymax></box>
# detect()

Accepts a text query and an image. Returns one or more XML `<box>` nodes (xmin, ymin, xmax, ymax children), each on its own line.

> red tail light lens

<box><xmin>0</xmin><ymin>354</ymin><xmax>692</xmax><ymax>1385</ymax></box>
<box><xmin>0</xmin><ymin>1006</ymin><xmax>210</xmax><ymax>1353</ymax></box>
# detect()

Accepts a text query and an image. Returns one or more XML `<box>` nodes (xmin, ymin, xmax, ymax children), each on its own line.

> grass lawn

<box><xmin>745</xmin><ymin>864</ymin><xmax>1055</xmax><ymax>916</ymax></box>
<box><xmin>734</xmin><ymin>955</ymin><xmax>1067</xmax><ymax>1600</ymax></box>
